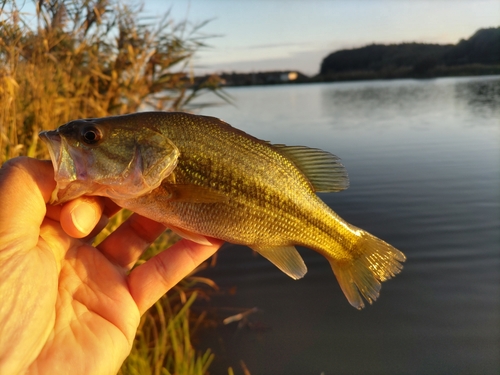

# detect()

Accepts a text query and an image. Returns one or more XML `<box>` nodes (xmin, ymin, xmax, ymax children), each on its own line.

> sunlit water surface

<box><xmin>190</xmin><ymin>76</ymin><xmax>500</xmax><ymax>375</ymax></box>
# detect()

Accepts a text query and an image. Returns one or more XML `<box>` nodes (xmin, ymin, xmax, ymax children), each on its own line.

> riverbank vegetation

<box><xmin>319</xmin><ymin>27</ymin><xmax>500</xmax><ymax>81</ymax></box>
<box><xmin>0</xmin><ymin>1</ymin><xmax>221</xmax><ymax>374</ymax></box>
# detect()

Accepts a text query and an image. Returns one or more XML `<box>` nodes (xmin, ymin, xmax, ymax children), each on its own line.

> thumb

<box><xmin>60</xmin><ymin>197</ymin><xmax>107</xmax><ymax>239</ymax></box>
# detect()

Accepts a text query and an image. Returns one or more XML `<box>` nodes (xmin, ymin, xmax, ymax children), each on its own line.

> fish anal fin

<box><xmin>251</xmin><ymin>245</ymin><xmax>307</xmax><ymax>280</ymax></box>
<box><xmin>328</xmin><ymin>230</ymin><xmax>406</xmax><ymax>309</ymax></box>
<box><xmin>272</xmin><ymin>145</ymin><xmax>349</xmax><ymax>192</ymax></box>
<box><xmin>167</xmin><ymin>184</ymin><xmax>229</xmax><ymax>203</ymax></box>
<box><xmin>168</xmin><ymin>225</ymin><xmax>213</xmax><ymax>246</ymax></box>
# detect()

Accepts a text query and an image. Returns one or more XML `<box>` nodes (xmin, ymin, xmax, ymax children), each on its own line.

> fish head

<box><xmin>39</xmin><ymin>116</ymin><xmax>180</xmax><ymax>204</ymax></box>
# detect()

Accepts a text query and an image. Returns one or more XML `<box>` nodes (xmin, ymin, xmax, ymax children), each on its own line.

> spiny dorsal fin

<box><xmin>272</xmin><ymin>145</ymin><xmax>349</xmax><ymax>192</ymax></box>
<box><xmin>251</xmin><ymin>245</ymin><xmax>307</xmax><ymax>280</ymax></box>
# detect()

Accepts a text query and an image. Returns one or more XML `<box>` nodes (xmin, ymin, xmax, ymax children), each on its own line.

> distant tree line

<box><xmin>319</xmin><ymin>27</ymin><xmax>500</xmax><ymax>80</ymax></box>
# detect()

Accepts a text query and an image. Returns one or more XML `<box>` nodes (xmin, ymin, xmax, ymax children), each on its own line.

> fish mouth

<box><xmin>39</xmin><ymin>130</ymin><xmax>62</xmax><ymax>173</ymax></box>
<box><xmin>39</xmin><ymin>130</ymin><xmax>81</xmax><ymax>204</ymax></box>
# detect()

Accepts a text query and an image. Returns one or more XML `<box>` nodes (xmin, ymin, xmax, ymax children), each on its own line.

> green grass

<box><xmin>119</xmin><ymin>292</ymin><xmax>215</xmax><ymax>375</ymax></box>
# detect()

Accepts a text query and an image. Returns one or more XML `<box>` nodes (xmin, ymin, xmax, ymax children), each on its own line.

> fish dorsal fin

<box><xmin>251</xmin><ymin>245</ymin><xmax>307</xmax><ymax>280</ymax></box>
<box><xmin>166</xmin><ymin>184</ymin><xmax>229</xmax><ymax>203</ymax></box>
<box><xmin>272</xmin><ymin>145</ymin><xmax>349</xmax><ymax>192</ymax></box>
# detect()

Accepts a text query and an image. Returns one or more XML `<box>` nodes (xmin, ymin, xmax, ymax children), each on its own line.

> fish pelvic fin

<box><xmin>329</xmin><ymin>231</ymin><xmax>406</xmax><ymax>310</ymax></box>
<box><xmin>251</xmin><ymin>245</ymin><xmax>307</xmax><ymax>280</ymax></box>
<box><xmin>168</xmin><ymin>225</ymin><xmax>214</xmax><ymax>246</ymax></box>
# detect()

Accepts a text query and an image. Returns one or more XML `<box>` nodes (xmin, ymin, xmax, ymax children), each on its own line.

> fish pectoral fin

<box><xmin>251</xmin><ymin>245</ymin><xmax>307</xmax><ymax>280</ymax></box>
<box><xmin>272</xmin><ymin>144</ymin><xmax>349</xmax><ymax>192</ymax></box>
<box><xmin>168</xmin><ymin>225</ymin><xmax>214</xmax><ymax>246</ymax></box>
<box><xmin>164</xmin><ymin>172</ymin><xmax>177</xmax><ymax>184</ymax></box>
<box><xmin>167</xmin><ymin>184</ymin><xmax>229</xmax><ymax>203</ymax></box>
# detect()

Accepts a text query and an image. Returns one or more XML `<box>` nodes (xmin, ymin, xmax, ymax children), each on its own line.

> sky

<box><xmin>143</xmin><ymin>0</ymin><xmax>500</xmax><ymax>76</ymax></box>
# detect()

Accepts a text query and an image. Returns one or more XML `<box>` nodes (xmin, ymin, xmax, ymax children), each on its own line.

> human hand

<box><xmin>0</xmin><ymin>157</ymin><xmax>222</xmax><ymax>375</ymax></box>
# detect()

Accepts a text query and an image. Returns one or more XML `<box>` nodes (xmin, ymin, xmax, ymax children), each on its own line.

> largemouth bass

<box><xmin>39</xmin><ymin>112</ymin><xmax>405</xmax><ymax>309</ymax></box>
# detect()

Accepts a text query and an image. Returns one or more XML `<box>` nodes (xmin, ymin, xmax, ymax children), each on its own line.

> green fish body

<box><xmin>40</xmin><ymin>112</ymin><xmax>405</xmax><ymax>309</ymax></box>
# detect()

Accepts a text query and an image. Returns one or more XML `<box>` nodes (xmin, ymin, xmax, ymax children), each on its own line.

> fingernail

<box><xmin>71</xmin><ymin>203</ymin><xmax>99</xmax><ymax>235</ymax></box>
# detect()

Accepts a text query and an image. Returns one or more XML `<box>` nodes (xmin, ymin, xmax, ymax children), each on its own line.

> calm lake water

<box><xmin>192</xmin><ymin>76</ymin><xmax>500</xmax><ymax>375</ymax></box>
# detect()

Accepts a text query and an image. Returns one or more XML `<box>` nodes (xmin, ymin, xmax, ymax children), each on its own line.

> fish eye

<box><xmin>80</xmin><ymin>126</ymin><xmax>102</xmax><ymax>145</ymax></box>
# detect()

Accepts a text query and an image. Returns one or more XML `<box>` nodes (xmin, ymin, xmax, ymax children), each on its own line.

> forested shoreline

<box><xmin>318</xmin><ymin>27</ymin><xmax>500</xmax><ymax>81</ymax></box>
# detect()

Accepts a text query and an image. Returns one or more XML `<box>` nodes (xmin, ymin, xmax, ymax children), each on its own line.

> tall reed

<box><xmin>1</xmin><ymin>1</ymin><xmax>223</xmax><ymax>374</ymax></box>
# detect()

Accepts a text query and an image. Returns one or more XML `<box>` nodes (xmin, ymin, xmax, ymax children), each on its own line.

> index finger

<box><xmin>97</xmin><ymin>213</ymin><xmax>167</xmax><ymax>270</ymax></box>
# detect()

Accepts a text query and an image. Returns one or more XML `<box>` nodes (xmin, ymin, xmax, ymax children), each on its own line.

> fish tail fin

<box><xmin>328</xmin><ymin>230</ymin><xmax>406</xmax><ymax>310</ymax></box>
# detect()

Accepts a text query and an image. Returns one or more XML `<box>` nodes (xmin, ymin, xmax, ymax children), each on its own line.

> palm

<box><xmin>11</xmin><ymin>215</ymin><xmax>137</xmax><ymax>375</ymax></box>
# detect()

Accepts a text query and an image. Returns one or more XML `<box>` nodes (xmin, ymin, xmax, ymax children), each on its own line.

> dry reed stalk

<box><xmin>1</xmin><ymin>1</ymin><xmax>224</xmax><ymax>374</ymax></box>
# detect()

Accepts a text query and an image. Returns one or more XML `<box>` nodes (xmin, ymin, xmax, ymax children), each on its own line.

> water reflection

<box><xmin>454</xmin><ymin>76</ymin><xmax>500</xmax><ymax>121</ymax></box>
<box><xmin>319</xmin><ymin>77</ymin><xmax>499</xmax><ymax>132</ymax></box>
<box><xmin>320</xmin><ymin>79</ymin><xmax>449</xmax><ymax>129</ymax></box>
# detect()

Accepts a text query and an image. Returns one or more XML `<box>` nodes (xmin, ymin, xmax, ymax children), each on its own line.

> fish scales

<box><xmin>39</xmin><ymin>111</ymin><xmax>406</xmax><ymax>309</ymax></box>
<box><xmin>149</xmin><ymin>114</ymin><xmax>349</xmax><ymax>251</ymax></box>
